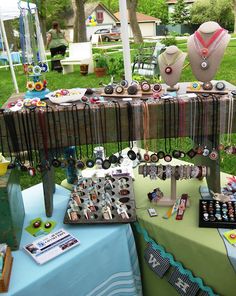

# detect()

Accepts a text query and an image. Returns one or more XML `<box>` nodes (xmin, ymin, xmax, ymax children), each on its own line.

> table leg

<box><xmin>40</xmin><ymin>150</ymin><xmax>56</xmax><ymax>217</ymax></box>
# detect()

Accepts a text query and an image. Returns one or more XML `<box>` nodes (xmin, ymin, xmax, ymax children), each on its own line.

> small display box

<box><xmin>64</xmin><ymin>176</ymin><xmax>136</xmax><ymax>224</ymax></box>
<box><xmin>199</xmin><ymin>199</ymin><xmax>236</xmax><ymax>228</ymax></box>
<box><xmin>0</xmin><ymin>247</ymin><xmax>13</xmax><ymax>293</ymax></box>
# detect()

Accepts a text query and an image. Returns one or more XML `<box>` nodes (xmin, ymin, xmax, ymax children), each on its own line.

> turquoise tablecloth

<box><xmin>2</xmin><ymin>183</ymin><xmax>142</xmax><ymax>296</ymax></box>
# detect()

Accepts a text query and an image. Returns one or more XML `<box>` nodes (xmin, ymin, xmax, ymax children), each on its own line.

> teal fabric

<box><xmin>2</xmin><ymin>183</ymin><xmax>142</xmax><ymax>296</ymax></box>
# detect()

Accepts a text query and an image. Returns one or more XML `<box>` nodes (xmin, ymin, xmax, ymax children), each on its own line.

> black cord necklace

<box><xmin>75</xmin><ymin>104</ymin><xmax>85</xmax><ymax>169</ymax></box>
<box><xmin>49</xmin><ymin>106</ymin><xmax>61</xmax><ymax>168</ymax></box>
<box><xmin>163</xmin><ymin>99</ymin><xmax>172</xmax><ymax>162</ymax></box>
<box><xmin>209</xmin><ymin>95</ymin><xmax>219</xmax><ymax>160</ymax></box>
<box><xmin>25</xmin><ymin>109</ymin><xmax>36</xmax><ymax>176</ymax></box>
<box><xmin>99</xmin><ymin>104</ymin><xmax>111</xmax><ymax>169</ymax></box>
<box><xmin>127</xmin><ymin>101</ymin><xmax>136</xmax><ymax>160</ymax></box>
<box><xmin>83</xmin><ymin>103</ymin><xmax>94</xmax><ymax>168</ymax></box>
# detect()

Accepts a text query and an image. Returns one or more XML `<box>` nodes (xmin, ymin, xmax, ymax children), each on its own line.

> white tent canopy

<box><xmin>0</xmin><ymin>0</ymin><xmax>36</xmax><ymax>93</ymax></box>
<box><xmin>0</xmin><ymin>0</ymin><xmax>36</xmax><ymax>21</ymax></box>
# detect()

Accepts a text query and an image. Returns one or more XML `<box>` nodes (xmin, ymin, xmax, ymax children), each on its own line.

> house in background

<box><xmin>66</xmin><ymin>1</ymin><xmax>119</xmax><ymax>41</ymax></box>
<box><xmin>114</xmin><ymin>12</ymin><xmax>161</xmax><ymax>38</ymax></box>
<box><xmin>166</xmin><ymin>0</ymin><xmax>196</xmax><ymax>16</ymax></box>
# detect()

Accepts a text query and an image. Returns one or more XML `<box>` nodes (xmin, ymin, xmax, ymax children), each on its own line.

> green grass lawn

<box><xmin>1</xmin><ymin>39</ymin><xmax>236</xmax><ymax>189</ymax></box>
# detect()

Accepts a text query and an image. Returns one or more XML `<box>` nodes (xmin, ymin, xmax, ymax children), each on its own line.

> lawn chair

<box><xmin>132</xmin><ymin>42</ymin><xmax>166</xmax><ymax>78</ymax></box>
<box><xmin>60</xmin><ymin>42</ymin><xmax>94</xmax><ymax>74</ymax></box>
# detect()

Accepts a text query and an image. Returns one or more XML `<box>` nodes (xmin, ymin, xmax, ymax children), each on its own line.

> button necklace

<box><xmin>160</xmin><ymin>49</ymin><xmax>182</xmax><ymax>75</ymax></box>
<box><xmin>25</xmin><ymin>109</ymin><xmax>36</xmax><ymax>176</ymax></box>
<box><xmin>50</xmin><ymin>106</ymin><xmax>61</xmax><ymax>168</ymax></box>
<box><xmin>83</xmin><ymin>103</ymin><xmax>95</xmax><ymax>168</ymax></box>
<box><xmin>127</xmin><ymin>101</ymin><xmax>137</xmax><ymax>160</ymax></box>
<box><xmin>108</xmin><ymin>101</ymin><xmax>119</xmax><ymax>164</ymax></box>
<box><xmin>142</xmin><ymin>101</ymin><xmax>150</xmax><ymax>162</ymax></box>
<box><xmin>225</xmin><ymin>93</ymin><xmax>234</xmax><ymax>154</ymax></box>
<box><xmin>163</xmin><ymin>99</ymin><xmax>172</xmax><ymax>162</ymax></box>
<box><xmin>99</xmin><ymin>104</ymin><xmax>111</xmax><ymax>170</ymax></box>
<box><xmin>194</xmin><ymin>28</ymin><xmax>226</xmax><ymax>70</ymax></box>
<box><xmin>75</xmin><ymin>104</ymin><xmax>85</xmax><ymax>169</ymax></box>
<box><xmin>209</xmin><ymin>95</ymin><xmax>219</xmax><ymax>160</ymax></box>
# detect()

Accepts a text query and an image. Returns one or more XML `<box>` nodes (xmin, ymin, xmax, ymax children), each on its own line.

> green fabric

<box><xmin>48</xmin><ymin>29</ymin><xmax>67</xmax><ymax>49</ymax></box>
<box><xmin>133</xmin><ymin>158</ymin><xmax>235</xmax><ymax>296</ymax></box>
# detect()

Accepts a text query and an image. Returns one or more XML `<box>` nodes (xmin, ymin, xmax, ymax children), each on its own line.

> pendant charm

<box><xmin>179</xmin><ymin>151</ymin><xmax>186</xmax><ymax>158</ymax></box>
<box><xmin>209</xmin><ymin>149</ymin><xmax>219</xmax><ymax>160</ymax></box>
<box><xmin>203</xmin><ymin>147</ymin><xmax>210</xmax><ymax>156</ymax></box>
<box><xmin>136</xmin><ymin>151</ymin><xmax>142</xmax><ymax>161</ymax></box>
<box><xmin>150</xmin><ymin>153</ymin><xmax>159</xmax><ymax>163</ymax></box>
<box><xmin>196</xmin><ymin>146</ymin><xmax>203</xmax><ymax>155</ymax></box>
<box><xmin>86</xmin><ymin>159</ymin><xmax>95</xmax><ymax>168</ymax></box>
<box><xmin>157</xmin><ymin>151</ymin><xmax>165</xmax><ymax>159</ymax></box>
<box><xmin>218</xmin><ymin>144</ymin><xmax>225</xmax><ymax>150</ymax></box>
<box><xmin>102</xmin><ymin>159</ymin><xmax>111</xmax><ymax>170</ymax></box>
<box><xmin>172</xmin><ymin>150</ymin><xmax>181</xmax><ymax>158</ymax></box>
<box><xmin>187</xmin><ymin>148</ymin><xmax>197</xmax><ymax>159</ymax></box>
<box><xmin>225</xmin><ymin>146</ymin><xmax>233</xmax><ymax>154</ymax></box>
<box><xmin>164</xmin><ymin>154</ymin><xmax>172</xmax><ymax>162</ymax></box>
<box><xmin>202</xmin><ymin>81</ymin><xmax>213</xmax><ymax>91</ymax></box>
<box><xmin>52</xmin><ymin>158</ymin><xmax>61</xmax><ymax>167</ymax></box>
<box><xmin>143</xmin><ymin>153</ymin><xmax>150</xmax><ymax>162</ymax></box>
<box><xmin>200</xmin><ymin>59</ymin><xmax>209</xmax><ymax>70</ymax></box>
<box><xmin>28</xmin><ymin>167</ymin><xmax>36</xmax><ymax>176</ymax></box>
<box><xmin>117</xmin><ymin>155</ymin><xmax>124</xmax><ymax>164</ymax></box>
<box><xmin>77</xmin><ymin>160</ymin><xmax>85</xmax><ymax>169</ymax></box>
<box><xmin>165</xmin><ymin>66</ymin><xmax>172</xmax><ymax>74</ymax></box>
<box><xmin>109</xmin><ymin>154</ymin><xmax>118</xmax><ymax>164</ymax></box>
<box><xmin>127</xmin><ymin>149</ymin><xmax>136</xmax><ymax>161</ymax></box>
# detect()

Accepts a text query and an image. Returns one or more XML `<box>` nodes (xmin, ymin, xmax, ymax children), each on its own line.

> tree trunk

<box><xmin>38</xmin><ymin>0</ymin><xmax>47</xmax><ymax>45</ymax></box>
<box><xmin>234</xmin><ymin>0</ymin><xmax>236</xmax><ymax>34</ymax></box>
<box><xmin>73</xmin><ymin>0</ymin><xmax>87</xmax><ymax>42</ymax></box>
<box><xmin>127</xmin><ymin>0</ymin><xmax>143</xmax><ymax>44</ymax></box>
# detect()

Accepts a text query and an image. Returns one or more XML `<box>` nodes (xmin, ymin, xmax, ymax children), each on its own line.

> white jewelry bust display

<box><xmin>187</xmin><ymin>21</ymin><xmax>230</xmax><ymax>82</ymax></box>
<box><xmin>158</xmin><ymin>46</ymin><xmax>187</xmax><ymax>90</ymax></box>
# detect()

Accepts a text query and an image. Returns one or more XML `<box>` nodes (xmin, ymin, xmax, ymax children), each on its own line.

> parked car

<box><xmin>90</xmin><ymin>28</ymin><xmax>121</xmax><ymax>42</ymax></box>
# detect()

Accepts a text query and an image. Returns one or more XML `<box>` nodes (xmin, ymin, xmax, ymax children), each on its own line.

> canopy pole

<box><xmin>0</xmin><ymin>18</ymin><xmax>19</xmax><ymax>94</ymax></box>
<box><xmin>119</xmin><ymin>0</ymin><xmax>132</xmax><ymax>83</ymax></box>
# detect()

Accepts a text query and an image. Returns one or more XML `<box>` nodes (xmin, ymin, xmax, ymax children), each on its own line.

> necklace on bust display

<box><xmin>160</xmin><ymin>50</ymin><xmax>183</xmax><ymax>75</ymax></box>
<box><xmin>194</xmin><ymin>28</ymin><xmax>227</xmax><ymax>70</ymax></box>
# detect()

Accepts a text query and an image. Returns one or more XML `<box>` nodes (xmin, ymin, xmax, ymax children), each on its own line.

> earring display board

<box><xmin>199</xmin><ymin>199</ymin><xmax>236</xmax><ymax>228</ymax></box>
<box><xmin>63</xmin><ymin>176</ymin><xmax>136</xmax><ymax>224</ymax></box>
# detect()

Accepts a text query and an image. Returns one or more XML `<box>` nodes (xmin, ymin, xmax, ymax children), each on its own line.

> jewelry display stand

<box><xmin>101</xmin><ymin>90</ymin><xmax>142</xmax><ymax>98</ymax></box>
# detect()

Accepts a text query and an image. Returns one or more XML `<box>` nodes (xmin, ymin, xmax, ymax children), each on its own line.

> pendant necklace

<box><xmin>163</xmin><ymin>99</ymin><xmax>172</xmax><ymax>162</ymax></box>
<box><xmin>194</xmin><ymin>28</ymin><xmax>226</xmax><ymax>70</ymax></box>
<box><xmin>99</xmin><ymin>104</ymin><xmax>111</xmax><ymax>170</ymax></box>
<box><xmin>209</xmin><ymin>95</ymin><xmax>219</xmax><ymax>160</ymax></box>
<box><xmin>160</xmin><ymin>50</ymin><xmax>182</xmax><ymax>75</ymax></box>
<box><xmin>133</xmin><ymin>101</ymin><xmax>142</xmax><ymax>161</ymax></box>
<box><xmin>225</xmin><ymin>94</ymin><xmax>234</xmax><ymax>154</ymax></box>
<box><xmin>127</xmin><ymin>102</ymin><xmax>137</xmax><ymax>160</ymax></box>
<box><xmin>50</xmin><ymin>106</ymin><xmax>61</xmax><ymax>168</ymax></box>
<box><xmin>218</xmin><ymin>97</ymin><xmax>227</xmax><ymax>151</ymax></box>
<box><xmin>142</xmin><ymin>101</ymin><xmax>150</xmax><ymax>162</ymax></box>
<box><xmin>25</xmin><ymin>109</ymin><xmax>36</xmax><ymax>176</ymax></box>
<box><xmin>38</xmin><ymin>108</ymin><xmax>50</xmax><ymax>170</ymax></box>
<box><xmin>83</xmin><ymin>104</ymin><xmax>95</xmax><ymax>168</ymax></box>
<box><xmin>75</xmin><ymin>104</ymin><xmax>85</xmax><ymax>169</ymax></box>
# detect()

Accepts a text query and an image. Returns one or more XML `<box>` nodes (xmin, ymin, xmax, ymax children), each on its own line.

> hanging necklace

<box><xmin>142</xmin><ymin>101</ymin><xmax>150</xmax><ymax>162</ymax></box>
<box><xmin>75</xmin><ymin>104</ymin><xmax>85</xmax><ymax>169</ymax></box>
<box><xmin>83</xmin><ymin>104</ymin><xmax>95</xmax><ymax>168</ymax></box>
<box><xmin>194</xmin><ymin>28</ymin><xmax>226</xmax><ymax>70</ymax></box>
<box><xmin>209</xmin><ymin>95</ymin><xmax>219</xmax><ymax>160</ymax></box>
<box><xmin>99</xmin><ymin>104</ymin><xmax>111</xmax><ymax>170</ymax></box>
<box><xmin>127</xmin><ymin>102</ymin><xmax>137</xmax><ymax>160</ymax></box>
<box><xmin>160</xmin><ymin>50</ymin><xmax>182</xmax><ymax>75</ymax></box>
<box><xmin>225</xmin><ymin>94</ymin><xmax>234</xmax><ymax>154</ymax></box>
<box><xmin>163</xmin><ymin>99</ymin><xmax>172</xmax><ymax>162</ymax></box>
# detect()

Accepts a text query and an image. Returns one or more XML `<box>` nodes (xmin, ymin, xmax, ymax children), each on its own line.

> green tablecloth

<box><xmin>133</xmin><ymin>159</ymin><xmax>235</xmax><ymax>296</ymax></box>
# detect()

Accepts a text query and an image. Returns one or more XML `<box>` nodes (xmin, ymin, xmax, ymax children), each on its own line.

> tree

<box><xmin>171</xmin><ymin>0</ymin><xmax>190</xmax><ymax>24</ymax></box>
<box><xmin>73</xmin><ymin>0</ymin><xmax>88</xmax><ymax>42</ymax></box>
<box><xmin>127</xmin><ymin>0</ymin><xmax>143</xmax><ymax>44</ymax></box>
<box><xmin>138</xmin><ymin>0</ymin><xmax>168</xmax><ymax>24</ymax></box>
<box><xmin>190</xmin><ymin>0</ymin><xmax>234</xmax><ymax>31</ymax></box>
<box><xmin>232</xmin><ymin>0</ymin><xmax>236</xmax><ymax>33</ymax></box>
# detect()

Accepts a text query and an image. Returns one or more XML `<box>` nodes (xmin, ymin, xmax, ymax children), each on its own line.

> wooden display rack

<box><xmin>0</xmin><ymin>247</ymin><xmax>13</xmax><ymax>293</ymax></box>
<box><xmin>101</xmin><ymin>90</ymin><xmax>143</xmax><ymax>98</ymax></box>
<box><xmin>186</xmin><ymin>86</ymin><xmax>228</xmax><ymax>95</ymax></box>
<box><xmin>157</xmin><ymin>176</ymin><xmax>190</xmax><ymax>207</ymax></box>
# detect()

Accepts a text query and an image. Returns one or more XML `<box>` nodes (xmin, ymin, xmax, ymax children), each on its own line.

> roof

<box><xmin>114</xmin><ymin>11</ymin><xmax>160</xmax><ymax>23</ymax></box>
<box><xmin>166</xmin><ymin>0</ymin><xmax>195</xmax><ymax>4</ymax></box>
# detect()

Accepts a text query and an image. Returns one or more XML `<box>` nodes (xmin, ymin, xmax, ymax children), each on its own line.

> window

<box><xmin>96</xmin><ymin>10</ymin><xmax>104</xmax><ymax>23</ymax></box>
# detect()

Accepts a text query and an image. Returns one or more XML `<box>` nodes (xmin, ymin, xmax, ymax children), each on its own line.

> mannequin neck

<box><xmin>198</xmin><ymin>22</ymin><xmax>221</xmax><ymax>34</ymax></box>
